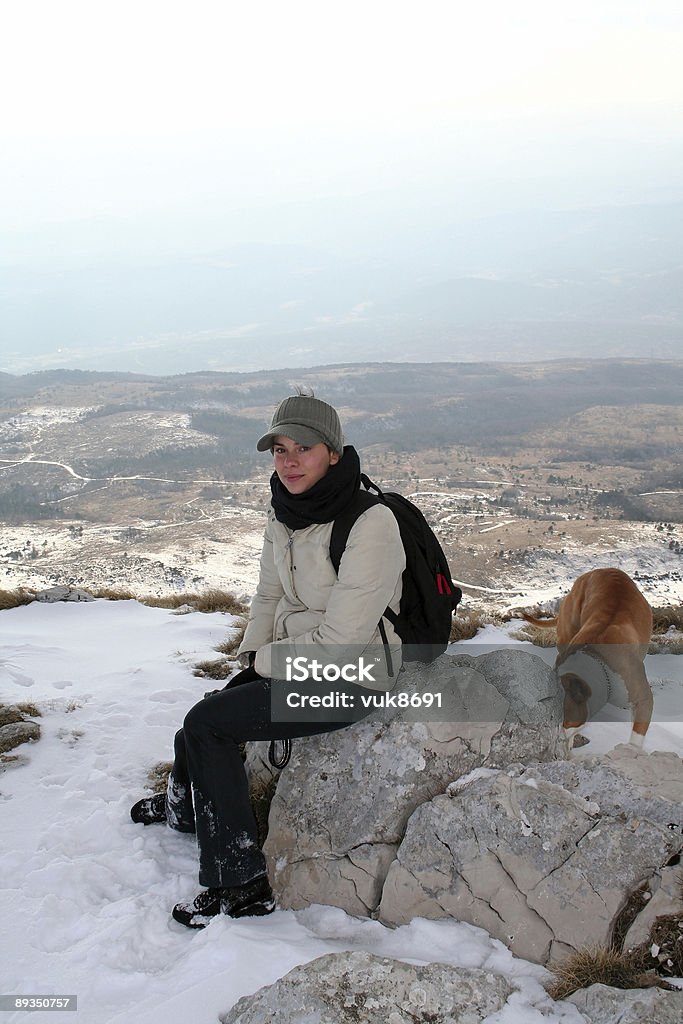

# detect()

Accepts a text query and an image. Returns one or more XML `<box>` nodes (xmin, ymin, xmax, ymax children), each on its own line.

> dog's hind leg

<box><xmin>628</xmin><ymin>661</ymin><xmax>653</xmax><ymax>747</ymax></box>
<box><xmin>604</xmin><ymin>645</ymin><xmax>653</xmax><ymax>748</ymax></box>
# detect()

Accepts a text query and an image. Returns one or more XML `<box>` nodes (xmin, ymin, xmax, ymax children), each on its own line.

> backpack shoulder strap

<box><xmin>329</xmin><ymin>475</ymin><xmax>384</xmax><ymax>575</ymax></box>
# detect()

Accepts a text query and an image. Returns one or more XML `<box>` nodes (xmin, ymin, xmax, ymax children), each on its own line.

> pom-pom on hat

<box><xmin>256</xmin><ymin>393</ymin><xmax>344</xmax><ymax>454</ymax></box>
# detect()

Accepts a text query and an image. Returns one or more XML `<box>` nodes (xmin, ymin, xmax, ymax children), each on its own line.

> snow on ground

<box><xmin>0</xmin><ymin>407</ymin><xmax>97</xmax><ymax>437</ymax></box>
<box><xmin>1</xmin><ymin>602</ymin><xmax>681</xmax><ymax>1023</ymax></box>
<box><xmin>0</xmin><ymin>514</ymin><xmax>267</xmax><ymax>602</ymax></box>
<box><xmin>136</xmin><ymin>524</ymin><xmax>266</xmax><ymax>599</ymax></box>
<box><xmin>475</xmin><ymin>524</ymin><xmax>683</xmax><ymax>611</ymax></box>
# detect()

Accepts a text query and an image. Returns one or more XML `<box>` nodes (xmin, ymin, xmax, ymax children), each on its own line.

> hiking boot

<box><xmin>130</xmin><ymin>793</ymin><xmax>167</xmax><ymax>825</ymax></box>
<box><xmin>225</xmin><ymin>875</ymin><xmax>276</xmax><ymax>919</ymax></box>
<box><xmin>172</xmin><ymin>875</ymin><xmax>275</xmax><ymax>929</ymax></box>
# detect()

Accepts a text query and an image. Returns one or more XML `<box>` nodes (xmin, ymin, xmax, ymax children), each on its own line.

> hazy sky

<box><xmin>1</xmin><ymin>1</ymin><xmax>682</xmax><ymax>372</ymax></box>
<box><xmin>2</xmin><ymin>0</ymin><xmax>681</xmax><ymax>237</ymax></box>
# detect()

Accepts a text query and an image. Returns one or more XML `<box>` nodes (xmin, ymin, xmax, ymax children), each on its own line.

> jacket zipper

<box><xmin>285</xmin><ymin>531</ymin><xmax>297</xmax><ymax>595</ymax></box>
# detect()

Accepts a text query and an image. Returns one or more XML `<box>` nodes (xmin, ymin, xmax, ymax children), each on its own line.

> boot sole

<box><xmin>172</xmin><ymin>899</ymin><xmax>275</xmax><ymax>928</ymax></box>
<box><xmin>228</xmin><ymin>899</ymin><xmax>275</xmax><ymax>919</ymax></box>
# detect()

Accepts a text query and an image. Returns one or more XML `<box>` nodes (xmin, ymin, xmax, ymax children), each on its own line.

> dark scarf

<box><xmin>270</xmin><ymin>445</ymin><xmax>361</xmax><ymax>530</ymax></box>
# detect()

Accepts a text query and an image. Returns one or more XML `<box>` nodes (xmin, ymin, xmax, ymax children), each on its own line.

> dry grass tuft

<box><xmin>16</xmin><ymin>702</ymin><xmax>42</xmax><ymax>718</ymax></box>
<box><xmin>141</xmin><ymin>589</ymin><xmax>247</xmax><ymax>614</ymax></box>
<box><xmin>648</xmin><ymin>606</ymin><xmax>683</xmax><ymax>654</ymax></box>
<box><xmin>193</xmin><ymin>617</ymin><xmax>247</xmax><ymax>679</ymax></box>
<box><xmin>146</xmin><ymin>761</ymin><xmax>173</xmax><ymax>794</ymax></box>
<box><xmin>546</xmin><ymin>946</ymin><xmax>662</xmax><ymax>1001</ymax></box>
<box><xmin>193</xmin><ymin>659</ymin><xmax>232</xmax><ymax>681</ymax></box>
<box><xmin>0</xmin><ymin>588</ymin><xmax>35</xmax><ymax>610</ymax></box>
<box><xmin>50</xmin><ymin>586</ymin><xmax>248</xmax><ymax>615</ymax></box>
<box><xmin>652</xmin><ymin>606</ymin><xmax>683</xmax><ymax>634</ymax></box>
<box><xmin>510</xmin><ymin>622</ymin><xmax>558</xmax><ymax>647</ymax></box>
<box><xmin>449</xmin><ymin>608</ymin><xmax>503</xmax><ymax>643</ymax></box>
<box><xmin>140</xmin><ymin>593</ymin><xmax>202</xmax><ymax>610</ymax></box>
<box><xmin>215</xmin><ymin>619</ymin><xmax>248</xmax><ymax>656</ymax></box>
<box><xmin>89</xmin><ymin>587</ymin><xmax>138</xmax><ymax>601</ymax></box>
<box><xmin>450</xmin><ymin>611</ymin><xmax>482</xmax><ymax>643</ymax></box>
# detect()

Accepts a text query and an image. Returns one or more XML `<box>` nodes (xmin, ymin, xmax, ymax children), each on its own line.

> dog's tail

<box><xmin>521</xmin><ymin>612</ymin><xmax>558</xmax><ymax>629</ymax></box>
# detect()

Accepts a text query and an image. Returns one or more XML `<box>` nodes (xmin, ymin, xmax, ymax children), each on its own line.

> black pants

<box><xmin>166</xmin><ymin>667</ymin><xmax>367</xmax><ymax>888</ymax></box>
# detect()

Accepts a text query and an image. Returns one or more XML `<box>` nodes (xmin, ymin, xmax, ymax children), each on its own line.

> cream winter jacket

<box><xmin>238</xmin><ymin>502</ymin><xmax>405</xmax><ymax>691</ymax></box>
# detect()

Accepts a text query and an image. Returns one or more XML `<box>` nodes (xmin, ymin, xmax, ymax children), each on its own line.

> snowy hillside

<box><xmin>1</xmin><ymin>601</ymin><xmax>681</xmax><ymax>1023</ymax></box>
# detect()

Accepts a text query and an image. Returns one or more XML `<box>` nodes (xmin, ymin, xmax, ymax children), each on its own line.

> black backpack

<box><xmin>329</xmin><ymin>474</ymin><xmax>462</xmax><ymax>664</ymax></box>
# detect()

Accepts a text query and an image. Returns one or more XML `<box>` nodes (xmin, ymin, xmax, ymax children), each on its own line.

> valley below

<box><xmin>1</xmin><ymin>359</ymin><xmax>681</xmax><ymax>613</ymax></box>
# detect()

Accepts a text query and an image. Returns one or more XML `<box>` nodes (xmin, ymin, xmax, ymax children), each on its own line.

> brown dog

<box><xmin>523</xmin><ymin>568</ymin><xmax>653</xmax><ymax>747</ymax></box>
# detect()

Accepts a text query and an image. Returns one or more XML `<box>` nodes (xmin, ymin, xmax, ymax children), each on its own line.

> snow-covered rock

<box><xmin>34</xmin><ymin>585</ymin><xmax>94</xmax><ymax>603</ymax></box>
<box><xmin>0</xmin><ymin>719</ymin><xmax>41</xmax><ymax>754</ymax></box>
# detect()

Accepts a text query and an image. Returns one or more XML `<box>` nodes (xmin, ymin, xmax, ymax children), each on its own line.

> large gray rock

<box><xmin>378</xmin><ymin>755</ymin><xmax>683</xmax><ymax>965</ymax></box>
<box><xmin>264</xmin><ymin>650</ymin><xmax>567</xmax><ymax>915</ymax></box>
<box><xmin>600</xmin><ymin>744</ymin><xmax>683</xmax><ymax>804</ymax></box>
<box><xmin>219</xmin><ymin>951</ymin><xmax>515</xmax><ymax>1024</ymax></box>
<box><xmin>0</xmin><ymin>705</ymin><xmax>27</xmax><ymax>728</ymax></box>
<box><xmin>0</xmin><ymin>720</ymin><xmax>41</xmax><ymax>754</ymax></box>
<box><xmin>542</xmin><ymin>747</ymin><xmax>683</xmax><ymax>956</ymax></box>
<box><xmin>567</xmin><ymin>983</ymin><xmax>683</xmax><ymax>1023</ymax></box>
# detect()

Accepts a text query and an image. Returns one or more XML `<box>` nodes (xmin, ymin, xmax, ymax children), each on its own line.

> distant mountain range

<box><xmin>2</xmin><ymin>357</ymin><xmax>682</xmax><ymax>457</ymax></box>
<box><xmin>1</xmin><ymin>201</ymin><xmax>681</xmax><ymax>375</ymax></box>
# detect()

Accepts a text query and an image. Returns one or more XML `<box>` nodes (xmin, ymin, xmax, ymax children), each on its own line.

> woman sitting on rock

<box><xmin>131</xmin><ymin>390</ymin><xmax>404</xmax><ymax>928</ymax></box>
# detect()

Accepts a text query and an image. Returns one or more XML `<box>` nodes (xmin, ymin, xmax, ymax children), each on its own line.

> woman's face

<box><xmin>272</xmin><ymin>435</ymin><xmax>340</xmax><ymax>494</ymax></box>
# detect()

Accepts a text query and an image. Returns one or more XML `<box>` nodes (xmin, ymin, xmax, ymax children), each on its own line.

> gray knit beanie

<box><xmin>256</xmin><ymin>393</ymin><xmax>344</xmax><ymax>454</ymax></box>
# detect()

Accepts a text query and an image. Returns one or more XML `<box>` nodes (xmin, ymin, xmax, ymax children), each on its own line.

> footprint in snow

<box><xmin>0</xmin><ymin>664</ymin><xmax>35</xmax><ymax>688</ymax></box>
